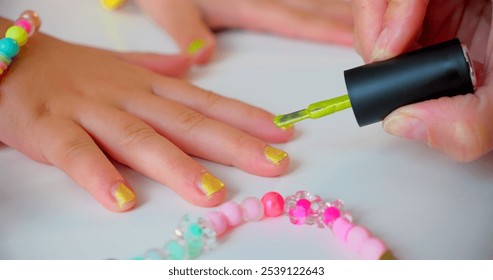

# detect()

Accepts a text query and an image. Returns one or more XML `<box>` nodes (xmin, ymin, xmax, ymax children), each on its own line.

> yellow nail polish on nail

<box><xmin>113</xmin><ymin>183</ymin><xmax>136</xmax><ymax>208</ymax></box>
<box><xmin>101</xmin><ymin>0</ymin><xmax>126</xmax><ymax>10</ymax></box>
<box><xmin>187</xmin><ymin>39</ymin><xmax>206</xmax><ymax>55</ymax></box>
<box><xmin>199</xmin><ymin>173</ymin><xmax>224</xmax><ymax>196</ymax></box>
<box><xmin>264</xmin><ymin>146</ymin><xmax>288</xmax><ymax>166</ymax></box>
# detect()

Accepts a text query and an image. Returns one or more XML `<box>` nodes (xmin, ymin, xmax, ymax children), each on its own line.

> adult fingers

<box><xmin>79</xmin><ymin>103</ymin><xmax>226</xmax><ymax>207</ymax></box>
<box><xmin>36</xmin><ymin>118</ymin><xmax>137</xmax><ymax>212</ymax></box>
<box><xmin>352</xmin><ymin>0</ymin><xmax>429</xmax><ymax>62</ymax></box>
<box><xmin>136</xmin><ymin>0</ymin><xmax>216</xmax><ymax>64</ymax></box>
<box><xmin>382</xmin><ymin>85</ymin><xmax>493</xmax><ymax>162</ymax></box>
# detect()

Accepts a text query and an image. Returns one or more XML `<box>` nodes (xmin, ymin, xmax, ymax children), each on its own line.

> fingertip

<box><xmin>110</xmin><ymin>182</ymin><xmax>138</xmax><ymax>212</ymax></box>
<box><xmin>94</xmin><ymin>181</ymin><xmax>138</xmax><ymax>212</ymax></box>
<box><xmin>169</xmin><ymin>171</ymin><xmax>227</xmax><ymax>207</ymax></box>
<box><xmin>195</xmin><ymin>187</ymin><xmax>228</xmax><ymax>208</ymax></box>
<box><xmin>185</xmin><ymin>36</ymin><xmax>216</xmax><ymax>65</ymax></box>
<box><xmin>238</xmin><ymin>145</ymin><xmax>290</xmax><ymax>177</ymax></box>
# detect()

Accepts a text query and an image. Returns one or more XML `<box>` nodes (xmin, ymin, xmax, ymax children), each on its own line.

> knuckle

<box><xmin>447</xmin><ymin>122</ymin><xmax>487</xmax><ymax>162</ymax></box>
<box><xmin>176</xmin><ymin>109</ymin><xmax>206</xmax><ymax>133</ymax></box>
<box><xmin>59</xmin><ymin>137</ymin><xmax>94</xmax><ymax>165</ymax></box>
<box><xmin>229</xmin><ymin>133</ymin><xmax>251</xmax><ymax>153</ymax></box>
<box><xmin>119</xmin><ymin>122</ymin><xmax>157</xmax><ymax>148</ymax></box>
<box><xmin>202</xmin><ymin>90</ymin><xmax>222</xmax><ymax>108</ymax></box>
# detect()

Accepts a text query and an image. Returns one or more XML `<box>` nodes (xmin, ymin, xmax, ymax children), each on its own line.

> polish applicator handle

<box><xmin>345</xmin><ymin>38</ymin><xmax>476</xmax><ymax>127</ymax></box>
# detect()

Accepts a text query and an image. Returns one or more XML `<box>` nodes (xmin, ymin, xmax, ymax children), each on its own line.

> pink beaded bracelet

<box><xmin>0</xmin><ymin>11</ymin><xmax>41</xmax><ymax>77</ymax></box>
<box><xmin>126</xmin><ymin>191</ymin><xmax>397</xmax><ymax>260</ymax></box>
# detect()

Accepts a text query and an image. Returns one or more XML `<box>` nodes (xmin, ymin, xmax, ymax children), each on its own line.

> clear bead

<box><xmin>144</xmin><ymin>248</ymin><xmax>166</xmax><ymax>260</ymax></box>
<box><xmin>172</xmin><ymin>214</ymin><xmax>218</xmax><ymax>258</ymax></box>
<box><xmin>285</xmin><ymin>191</ymin><xmax>326</xmax><ymax>227</ymax></box>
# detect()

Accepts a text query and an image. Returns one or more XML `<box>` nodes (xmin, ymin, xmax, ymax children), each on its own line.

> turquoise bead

<box><xmin>0</xmin><ymin>38</ymin><xmax>19</xmax><ymax>58</ymax></box>
<box><xmin>165</xmin><ymin>240</ymin><xmax>185</xmax><ymax>260</ymax></box>
<box><xmin>187</xmin><ymin>238</ymin><xmax>203</xmax><ymax>259</ymax></box>
<box><xmin>188</xmin><ymin>223</ymin><xmax>203</xmax><ymax>237</ymax></box>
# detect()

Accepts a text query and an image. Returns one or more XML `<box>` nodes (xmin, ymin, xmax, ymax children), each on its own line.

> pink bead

<box><xmin>360</xmin><ymin>238</ymin><xmax>388</xmax><ymax>260</ymax></box>
<box><xmin>261</xmin><ymin>192</ymin><xmax>284</xmax><ymax>217</ymax></box>
<box><xmin>346</xmin><ymin>226</ymin><xmax>371</xmax><ymax>252</ymax></box>
<box><xmin>288</xmin><ymin>205</ymin><xmax>307</xmax><ymax>225</ymax></box>
<box><xmin>296</xmin><ymin>199</ymin><xmax>311</xmax><ymax>210</ymax></box>
<box><xmin>220</xmin><ymin>201</ymin><xmax>243</xmax><ymax>227</ymax></box>
<box><xmin>205</xmin><ymin>211</ymin><xmax>228</xmax><ymax>236</ymax></box>
<box><xmin>0</xmin><ymin>61</ymin><xmax>7</xmax><ymax>71</ymax></box>
<box><xmin>19</xmin><ymin>10</ymin><xmax>41</xmax><ymax>31</ymax></box>
<box><xmin>15</xmin><ymin>19</ymin><xmax>32</xmax><ymax>34</ymax></box>
<box><xmin>332</xmin><ymin>217</ymin><xmax>353</xmax><ymax>242</ymax></box>
<box><xmin>322</xmin><ymin>206</ymin><xmax>341</xmax><ymax>226</ymax></box>
<box><xmin>241</xmin><ymin>197</ymin><xmax>264</xmax><ymax>222</ymax></box>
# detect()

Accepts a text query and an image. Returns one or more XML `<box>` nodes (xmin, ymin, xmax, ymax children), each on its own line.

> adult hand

<box><xmin>352</xmin><ymin>0</ymin><xmax>492</xmax><ymax>161</ymax></box>
<box><xmin>137</xmin><ymin>0</ymin><xmax>354</xmax><ymax>64</ymax></box>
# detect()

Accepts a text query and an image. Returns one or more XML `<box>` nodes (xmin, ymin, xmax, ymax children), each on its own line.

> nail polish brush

<box><xmin>274</xmin><ymin>38</ymin><xmax>476</xmax><ymax>128</ymax></box>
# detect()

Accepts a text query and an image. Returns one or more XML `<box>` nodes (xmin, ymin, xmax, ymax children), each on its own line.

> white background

<box><xmin>0</xmin><ymin>0</ymin><xmax>492</xmax><ymax>260</ymax></box>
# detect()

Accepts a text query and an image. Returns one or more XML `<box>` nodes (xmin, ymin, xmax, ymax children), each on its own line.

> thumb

<box><xmin>117</xmin><ymin>52</ymin><xmax>191</xmax><ymax>78</ymax></box>
<box><xmin>382</xmin><ymin>87</ymin><xmax>493</xmax><ymax>162</ymax></box>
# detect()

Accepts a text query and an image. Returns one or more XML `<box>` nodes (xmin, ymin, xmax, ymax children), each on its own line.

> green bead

<box><xmin>6</xmin><ymin>26</ymin><xmax>28</xmax><ymax>46</ymax></box>
<box><xmin>187</xmin><ymin>238</ymin><xmax>203</xmax><ymax>259</ymax></box>
<box><xmin>165</xmin><ymin>240</ymin><xmax>185</xmax><ymax>260</ymax></box>
<box><xmin>188</xmin><ymin>223</ymin><xmax>203</xmax><ymax>237</ymax></box>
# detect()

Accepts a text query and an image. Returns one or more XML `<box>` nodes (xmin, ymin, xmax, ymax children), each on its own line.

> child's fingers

<box><xmin>352</xmin><ymin>0</ymin><xmax>429</xmax><ymax>62</ymax></box>
<box><xmin>79</xmin><ymin>104</ymin><xmax>226</xmax><ymax>207</ymax></box>
<box><xmin>116</xmin><ymin>52</ymin><xmax>191</xmax><ymax>78</ymax></box>
<box><xmin>150</xmin><ymin>78</ymin><xmax>295</xmax><ymax>144</ymax></box>
<box><xmin>383</xmin><ymin>85</ymin><xmax>493</xmax><ymax>162</ymax></box>
<box><xmin>36</xmin><ymin>118</ymin><xmax>137</xmax><ymax>212</ymax></box>
<box><xmin>136</xmin><ymin>0</ymin><xmax>216</xmax><ymax>64</ymax></box>
<box><xmin>122</xmin><ymin>93</ymin><xmax>291</xmax><ymax>177</ymax></box>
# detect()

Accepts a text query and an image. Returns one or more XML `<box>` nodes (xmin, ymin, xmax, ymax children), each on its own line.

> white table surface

<box><xmin>1</xmin><ymin>0</ymin><xmax>492</xmax><ymax>260</ymax></box>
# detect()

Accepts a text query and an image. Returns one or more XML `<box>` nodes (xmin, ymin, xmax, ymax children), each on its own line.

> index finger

<box><xmin>352</xmin><ymin>0</ymin><xmax>429</xmax><ymax>62</ymax></box>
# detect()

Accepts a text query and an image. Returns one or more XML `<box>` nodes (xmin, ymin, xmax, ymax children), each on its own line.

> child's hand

<box><xmin>352</xmin><ymin>0</ymin><xmax>492</xmax><ymax>161</ymax></box>
<box><xmin>137</xmin><ymin>0</ymin><xmax>354</xmax><ymax>64</ymax></box>
<box><xmin>0</xmin><ymin>26</ymin><xmax>293</xmax><ymax>212</ymax></box>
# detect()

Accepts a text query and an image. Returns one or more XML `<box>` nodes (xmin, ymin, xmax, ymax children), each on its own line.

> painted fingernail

<box><xmin>383</xmin><ymin>114</ymin><xmax>429</xmax><ymax>143</ymax></box>
<box><xmin>112</xmin><ymin>182</ymin><xmax>136</xmax><ymax>209</ymax></box>
<box><xmin>264</xmin><ymin>146</ymin><xmax>288</xmax><ymax>166</ymax></box>
<box><xmin>370</xmin><ymin>28</ymin><xmax>390</xmax><ymax>62</ymax></box>
<box><xmin>100</xmin><ymin>0</ymin><xmax>126</xmax><ymax>10</ymax></box>
<box><xmin>187</xmin><ymin>39</ymin><xmax>206</xmax><ymax>55</ymax></box>
<box><xmin>279</xmin><ymin>123</ymin><xmax>294</xmax><ymax>131</ymax></box>
<box><xmin>198</xmin><ymin>172</ymin><xmax>225</xmax><ymax>196</ymax></box>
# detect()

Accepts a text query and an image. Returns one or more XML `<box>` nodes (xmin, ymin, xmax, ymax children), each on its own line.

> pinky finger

<box><xmin>37</xmin><ymin>119</ymin><xmax>137</xmax><ymax>212</ymax></box>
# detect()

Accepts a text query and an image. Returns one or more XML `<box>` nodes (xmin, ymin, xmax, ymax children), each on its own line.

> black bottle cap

<box><xmin>344</xmin><ymin>38</ymin><xmax>475</xmax><ymax>127</ymax></box>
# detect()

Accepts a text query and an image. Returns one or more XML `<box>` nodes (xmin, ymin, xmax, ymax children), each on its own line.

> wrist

<box><xmin>0</xmin><ymin>11</ymin><xmax>41</xmax><ymax>77</ymax></box>
<box><xmin>0</xmin><ymin>17</ymin><xmax>13</xmax><ymax>30</ymax></box>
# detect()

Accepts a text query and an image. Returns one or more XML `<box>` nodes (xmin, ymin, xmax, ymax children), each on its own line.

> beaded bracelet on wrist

<box><xmin>0</xmin><ymin>11</ymin><xmax>41</xmax><ymax>77</ymax></box>
<box><xmin>121</xmin><ymin>191</ymin><xmax>396</xmax><ymax>260</ymax></box>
